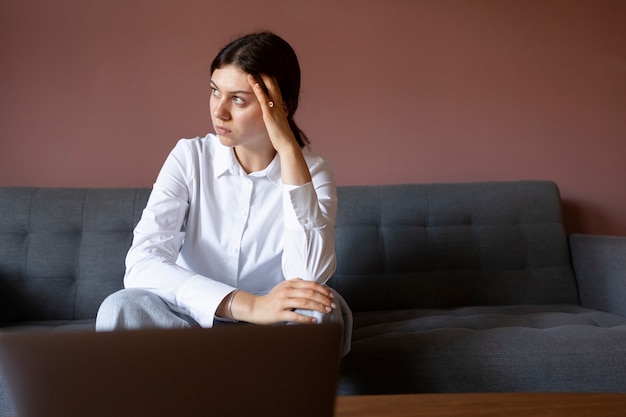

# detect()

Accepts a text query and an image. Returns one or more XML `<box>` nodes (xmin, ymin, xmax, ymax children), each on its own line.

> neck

<box><xmin>233</xmin><ymin>145</ymin><xmax>277</xmax><ymax>174</ymax></box>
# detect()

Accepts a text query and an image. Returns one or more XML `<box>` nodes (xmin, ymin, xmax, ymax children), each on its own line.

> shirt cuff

<box><xmin>175</xmin><ymin>274</ymin><xmax>235</xmax><ymax>327</ymax></box>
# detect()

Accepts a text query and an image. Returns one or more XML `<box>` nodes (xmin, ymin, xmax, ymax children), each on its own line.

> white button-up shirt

<box><xmin>124</xmin><ymin>134</ymin><xmax>337</xmax><ymax>327</ymax></box>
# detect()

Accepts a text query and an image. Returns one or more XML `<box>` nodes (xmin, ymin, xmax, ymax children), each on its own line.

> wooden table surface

<box><xmin>334</xmin><ymin>393</ymin><xmax>626</xmax><ymax>417</ymax></box>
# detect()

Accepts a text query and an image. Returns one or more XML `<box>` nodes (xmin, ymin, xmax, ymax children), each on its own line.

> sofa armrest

<box><xmin>570</xmin><ymin>234</ymin><xmax>626</xmax><ymax>317</ymax></box>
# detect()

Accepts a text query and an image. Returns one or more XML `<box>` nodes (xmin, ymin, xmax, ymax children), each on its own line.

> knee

<box><xmin>95</xmin><ymin>288</ymin><xmax>160</xmax><ymax>331</ymax></box>
<box><xmin>98</xmin><ymin>288</ymin><xmax>152</xmax><ymax>314</ymax></box>
<box><xmin>317</xmin><ymin>305</ymin><xmax>343</xmax><ymax>325</ymax></box>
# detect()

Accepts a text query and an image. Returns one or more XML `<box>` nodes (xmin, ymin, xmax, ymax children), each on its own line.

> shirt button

<box><xmin>232</xmin><ymin>247</ymin><xmax>239</xmax><ymax>254</ymax></box>
<box><xmin>241</xmin><ymin>210</ymin><xmax>247</xmax><ymax>217</ymax></box>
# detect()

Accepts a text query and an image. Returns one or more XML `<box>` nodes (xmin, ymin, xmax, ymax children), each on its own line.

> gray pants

<box><xmin>96</xmin><ymin>288</ymin><xmax>352</xmax><ymax>356</ymax></box>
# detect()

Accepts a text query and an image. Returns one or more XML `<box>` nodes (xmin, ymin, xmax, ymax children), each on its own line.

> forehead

<box><xmin>211</xmin><ymin>65</ymin><xmax>253</xmax><ymax>93</ymax></box>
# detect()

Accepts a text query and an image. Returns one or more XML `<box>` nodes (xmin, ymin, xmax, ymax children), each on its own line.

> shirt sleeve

<box><xmin>123</xmin><ymin>139</ymin><xmax>234</xmax><ymax>327</ymax></box>
<box><xmin>281</xmin><ymin>153</ymin><xmax>338</xmax><ymax>283</ymax></box>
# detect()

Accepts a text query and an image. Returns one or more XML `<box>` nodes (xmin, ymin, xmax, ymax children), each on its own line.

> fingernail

<box><xmin>331</xmin><ymin>303</ymin><xmax>337</xmax><ymax>310</ymax></box>
<box><xmin>325</xmin><ymin>306</ymin><xmax>332</xmax><ymax>312</ymax></box>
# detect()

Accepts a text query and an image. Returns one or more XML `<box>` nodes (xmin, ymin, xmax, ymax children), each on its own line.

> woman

<box><xmin>96</xmin><ymin>32</ymin><xmax>351</xmax><ymax>353</ymax></box>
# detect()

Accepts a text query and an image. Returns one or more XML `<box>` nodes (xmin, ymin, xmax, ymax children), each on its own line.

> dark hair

<box><xmin>210</xmin><ymin>32</ymin><xmax>309</xmax><ymax>148</ymax></box>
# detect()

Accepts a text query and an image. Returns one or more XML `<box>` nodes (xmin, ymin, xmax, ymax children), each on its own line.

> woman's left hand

<box><xmin>247</xmin><ymin>74</ymin><xmax>298</xmax><ymax>153</ymax></box>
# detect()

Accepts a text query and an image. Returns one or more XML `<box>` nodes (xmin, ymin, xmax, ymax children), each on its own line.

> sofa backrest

<box><xmin>0</xmin><ymin>187</ymin><xmax>150</xmax><ymax>322</ymax></box>
<box><xmin>328</xmin><ymin>181</ymin><xmax>579</xmax><ymax>312</ymax></box>
<box><xmin>0</xmin><ymin>181</ymin><xmax>580</xmax><ymax>321</ymax></box>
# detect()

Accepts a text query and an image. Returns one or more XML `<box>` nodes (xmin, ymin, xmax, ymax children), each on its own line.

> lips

<box><xmin>215</xmin><ymin>126</ymin><xmax>231</xmax><ymax>135</ymax></box>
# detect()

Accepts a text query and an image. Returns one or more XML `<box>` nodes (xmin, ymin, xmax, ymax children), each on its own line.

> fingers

<box><xmin>247</xmin><ymin>74</ymin><xmax>270</xmax><ymax>107</ymax></box>
<box><xmin>256</xmin><ymin>279</ymin><xmax>336</xmax><ymax>324</ymax></box>
<box><xmin>280</xmin><ymin>279</ymin><xmax>336</xmax><ymax>320</ymax></box>
<box><xmin>287</xmin><ymin>291</ymin><xmax>335</xmax><ymax>313</ymax></box>
<box><xmin>246</xmin><ymin>279</ymin><xmax>336</xmax><ymax>325</ymax></box>
<box><xmin>247</xmin><ymin>74</ymin><xmax>267</xmax><ymax>103</ymax></box>
<box><xmin>285</xmin><ymin>279</ymin><xmax>334</xmax><ymax>301</ymax></box>
<box><xmin>247</xmin><ymin>74</ymin><xmax>285</xmax><ymax>116</ymax></box>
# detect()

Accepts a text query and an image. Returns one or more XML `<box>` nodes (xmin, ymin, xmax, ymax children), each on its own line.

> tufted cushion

<box><xmin>338</xmin><ymin>304</ymin><xmax>626</xmax><ymax>394</ymax></box>
<box><xmin>329</xmin><ymin>181</ymin><xmax>579</xmax><ymax>311</ymax></box>
<box><xmin>0</xmin><ymin>188</ymin><xmax>150</xmax><ymax>322</ymax></box>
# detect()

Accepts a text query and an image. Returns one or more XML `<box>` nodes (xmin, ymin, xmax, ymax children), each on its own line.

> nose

<box><xmin>212</xmin><ymin>98</ymin><xmax>230</xmax><ymax>121</ymax></box>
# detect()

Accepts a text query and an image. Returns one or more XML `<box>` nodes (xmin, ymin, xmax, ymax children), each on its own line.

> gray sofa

<box><xmin>2</xmin><ymin>181</ymin><xmax>626</xmax><ymax>414</ymax></box>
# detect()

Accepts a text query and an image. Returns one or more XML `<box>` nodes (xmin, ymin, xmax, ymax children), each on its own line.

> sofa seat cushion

<box><xmin>338</xmin><ymin>304</ymin><xmax>626</xmax><ymax>395</ymax></box>
<box><xmin>353</xmin><ymin>304</ymin><xmax>626</xmax><ymax>333</ymax></box>
<box><xmin>0</xmin><ymin>319</ymin><xmax>95</xmax><ymax>333</ymax></box>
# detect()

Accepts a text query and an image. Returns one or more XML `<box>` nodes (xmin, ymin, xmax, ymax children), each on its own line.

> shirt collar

<box><xmin>260</xmin><ymin>154</ymin><xmax>282</xmax><ymax>185</ymax></box>
<box><xmin>215</xmin><ymin>142</ymin><xmax>282</xmax><ymax>185</ymax></box>
<box><xmin>214</xmin><ymin>142</ymin><xmax>238</xmax><ymax>177</ymax></box>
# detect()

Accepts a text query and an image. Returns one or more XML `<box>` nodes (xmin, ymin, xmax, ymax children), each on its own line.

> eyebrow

<box><xmin>210</xmin><ymin>80</ymin><xmax>254</xmax><ymax>96</ymax></box>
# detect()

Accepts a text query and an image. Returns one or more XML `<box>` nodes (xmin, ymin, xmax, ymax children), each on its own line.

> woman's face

<box><xmin>210</xmin><ymin>65</ymin><xmax>269</xmax><ymax>150</ymax></box>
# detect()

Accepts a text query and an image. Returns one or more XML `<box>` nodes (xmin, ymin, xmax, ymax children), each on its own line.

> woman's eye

<box><xmin>233</xmin><ymin>96</ymin><xmax>245</xmax><ymax>105</ymax></box>
<box><xmin>211</xmin><ymin>87</ymin><xmax>220</xmax><ymax>97</ymax></box>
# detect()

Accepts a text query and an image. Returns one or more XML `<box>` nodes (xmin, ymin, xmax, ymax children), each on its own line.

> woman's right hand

<box><xmin>232</xmin><ymin>279</ymin><xmax>336</xmax><ymax>325</ymax></box>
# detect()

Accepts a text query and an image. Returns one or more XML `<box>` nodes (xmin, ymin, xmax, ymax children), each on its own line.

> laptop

<box><xmin>0</xmin><ymin>324</ymin><xmax>342</xmax><ymax>417</ymax></box>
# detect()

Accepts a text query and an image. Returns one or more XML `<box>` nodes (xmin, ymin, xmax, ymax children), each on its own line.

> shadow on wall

<box><xmin>562</xmin><ymin>200</ymin><xmax>611</xmax><ymax>236</ymax></box>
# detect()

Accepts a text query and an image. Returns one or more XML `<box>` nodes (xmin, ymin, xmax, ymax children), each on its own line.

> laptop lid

<box><xmin>0</xmin><ymin>324</ymin><xmax>342</xmax><ymax>417</ymax></box>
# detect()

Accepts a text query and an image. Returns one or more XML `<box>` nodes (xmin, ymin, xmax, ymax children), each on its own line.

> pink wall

<box><xmin>1</xmin><ymin>0</ymin><xmax>625</xmax><ymax>235</ymax></box>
